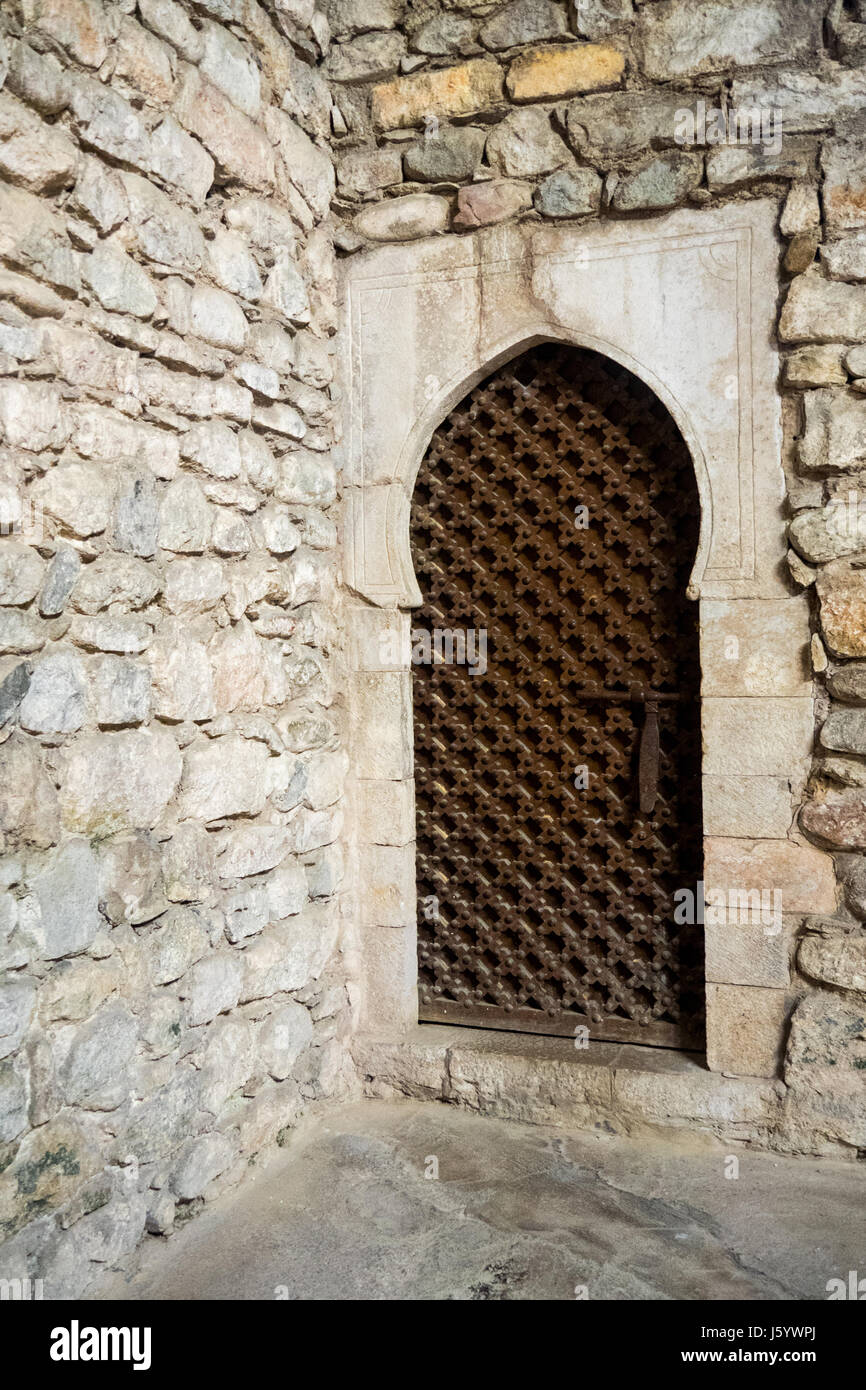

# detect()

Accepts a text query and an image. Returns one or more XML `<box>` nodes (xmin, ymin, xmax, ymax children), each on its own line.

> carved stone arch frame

<box><xmin>340</xmin><ymin>200</ymin><xmax>835</xmax><ymax>1080</ymax></box>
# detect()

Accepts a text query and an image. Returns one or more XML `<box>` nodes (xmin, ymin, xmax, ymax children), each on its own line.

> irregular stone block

<box><xmin>506</xmin><ymin>43</ymin><xmax>624</xmax><ymax>102</ymax></box>
<box><xmin>635</xmin><ymin>0</ymin><xmax>820</xmax><ymax>82</ymax></box>
<box><xmin>355</xmin><ymin>192</ymin><xmax>450</xmax><ymax>242</ymax></box>
<box><xmin>371</xmin><ymin>59</ymin><xmax>504</xmax><ymax>131</ymax></box>
<box><xmin>58</xmin><ymin>728</ymin><xmax>182</xmax><ymax>835</ymax></box>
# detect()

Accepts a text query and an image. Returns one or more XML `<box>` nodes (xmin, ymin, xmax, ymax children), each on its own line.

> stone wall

<box><xmin>3</xmin><ymin>0</ymin><xmax>866</xmax><ymax>1298</ymax></box>
<box><xmin>0</xmin><ymin>0</ymin><xmax>355</xmax><ymax>1296</ymax></box>
<box><xmin>329</xmin><ymin>0</ymin><xmax>866</xmax><ymax>1157</ymax></box>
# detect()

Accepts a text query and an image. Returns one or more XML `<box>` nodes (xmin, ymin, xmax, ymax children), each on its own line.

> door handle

<box><xmin>638</xmin><ymin>697</ymin><xmax>659</xmax><ymax>815</ymax></box>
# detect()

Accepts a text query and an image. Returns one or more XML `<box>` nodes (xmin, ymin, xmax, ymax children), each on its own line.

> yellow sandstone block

<box><xmin>507</xmin><ymin>43</ymin><xmax>625</xmax><ymax>102</ymax></box>
<box><xmin>371</xmin><ymin>59</ymin><xmax>504</xmax><ymax>131</ymax></box>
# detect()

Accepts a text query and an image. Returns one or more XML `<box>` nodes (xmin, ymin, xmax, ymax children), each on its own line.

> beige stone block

<box><xmin>359</xmin><ymin>925</ymin><xmax>418</xmax><ymax>1034</ymax></box>
<box><xmin>704</xmin><ymin>916</ymin><xmax>791</xmax><ymax>988</ymax></box>
<box><xmin>702</xmin><ymin>697</ymin><xmax>813</xmax><ymax>780</ymax></box>
<box><xmin>506</xmin><ymin>43</ymin><xmax>625</xmax><ymax>102</ymax></box>
<box><xmin>371</xmin><ymin>60</ymin><xmax>504</xmax><ymax>131</ymax></box>
<box><xmin>612</xmin><ymin>1066</ymin><xmax>780</xmax><ymax>1131</ymax></box>
<box><xmin>359</xmin><ymin>843</ymin><xmax>415</xmax><ymax>927</ymax></box>
<box><xmin>351</xmin><ymin>671</ymin><xmax>413</xmax><ymax>781</ymax></box>
<box><xmin>350</xmin><ymin>604</ymin><xmax>409</xmax><ymax>672</ymax></box>
<box><xmin>702</xmin><ymin>775</ymin><xmax>795</xmax><ymax>838</ymax></box>
<box><xmin>703</xmin><ymin>837</ymin><xmax>837</xmax><ymax>914</ymax></box>
<box><xmin>706</xmin><ymin>983</ymin><xmax>790</xmax><ymax>1077</ymax></box>
<box><xmin>357</xmin><ymin>779</ymin><xmax>415</xmax><ymax>846</ymax></box>
<box><xmin>699</xmin><ymin>598</ymin><xmax>811</xmax><ymax>695</ymax></box>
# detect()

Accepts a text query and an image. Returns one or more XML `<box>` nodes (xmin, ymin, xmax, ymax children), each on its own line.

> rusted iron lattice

<box><xmin>412</xmin><ymin>344</ymin><xmax>704</xmax><ymax>1048</ymax></box>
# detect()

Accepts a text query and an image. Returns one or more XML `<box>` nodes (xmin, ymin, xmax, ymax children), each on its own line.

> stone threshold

<box><xmin>354</xmin><ymin>1024</ymin><xmax>786</xmax><ymax>1150</ymax></box>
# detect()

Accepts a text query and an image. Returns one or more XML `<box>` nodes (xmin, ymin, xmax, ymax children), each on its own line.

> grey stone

<box><xmin>83</xmin><ymin>244</ymin><xmax>157</xmax><ymax>319</ymax></box>
<box><xmin>39</xmin><ymin>546</ymin><xmax>81</xmax><ymax>617</ymax></box>
<box><xmin>535</xmin><ymin>166</ymin><xmax>602</xmax><ymax>218</ymax></box>
<box><xmin>799</xmin><ymin>925</ymin><xmax>866</xmax><ymax>993</ymax></box>
<box><xmin>92</xmin><ymin>656</ymin><xmax>151</xmax><ymax>727</ymax></box>
<box><xmin>824</xmin><ymin>232</ymin><xmax>866</xmax><ymax>284</ymax></box>
<box><xmin>163</xmin><ymin>557</ymin><xmax>226</xmax><ymax>616</ymax></box>
<box><xmin>705</xmin><ymin>139</ymin><xmax>815</xmax><ymax>191</ymax></box>
<box><xmin>74</xmin><ymin>1193</ymin><xmax>148</xmax><ymax>1266</ymax></box>
<box><xmin>139</xmin><ymin>0</ymin><xmax>204</xmax><ymax>63</ymax></box>
<box><xmin>411</xmin><ymin>16</ymin><xmax>476</xmax><ymax>56</ymax></box>
<box><xmin>207</xmin><ymin>230</ymin><xmax>263</xmax><ymax>301</ymax></box>
<box><xmin>69</xmin><ymin>155</ymin><xmax>128</xmax><ymax>233</ymax></box>
<box><xmin>572</xmin><ymin>0</ymin><xmax>634</xmax><ymax>39</ymax></box>
<box><xmin>5</xmin><ymin>40</ymin><xmax>69</xmax><ymax>115</ymax></box>
<box><xmin>486</xmin><ymin>108</ymin><xmax>571</xmax><ymax>178</ymax></box>
<box><xmin>780</xmin><ymin>271</ymin><xmax>866</xmax><ymax>344</ymax></box>
<box><xmin>325</xmin><ymin>0</ymin><xmax>401</xmax><ymax>36</ymax></box>
<box><xmin>145</xmin><ymin>906</ymin><xmax>210</xmax><ymax>985</ymax></box>
<box><xmin>41</xmin><ymin>955</ymin><xmax>123</xmax><ymax>1023</ymax></box>
<box><xmin>0</xmin><ymin>1054</ymin><xmax>28</xmax><ymax>1143</ymax></box>
<box><xmin>265</xmin><ymin>108</ymin><xmax>335</xmax><ymax>221</ymax></box>
<box><xmin>183</xmin><ymin>952</ymin><xmax>244</xmax><ymax>1025</ymax></box>
<box><xmin>31</xmin><ymin>462</ymin><xmax>109</xmax><ymax>539</ymax></box>
<box><xmin>161</xmin><ymin>823</ymin><xmax>216</xmax><ymax>903</ymax></box>
<box><xmin>29</xmin><ymin>838</ymin><xmax>100</xmax><ymax>960</ymax></box>
<box><xmin>828</xmin><ymin>664</ymin><xmax>866</xmax><ymax>705</ymax></box>
<box><xmin>634</xmin><ymin>0</ymin><xmax>821</xmax><ymax>82</ymax></box>
<box><xmin>113</xmin><ymin>472</ymin><xmax>160</xmax><ymax>558</ymax></box>
<box><xmin>0</xmin><ymin>542</ymin><xmax>43</xmax><ymax>608</ymax></box>
<box><xmin>158</xmin><ymin>474</ymin><xmax>213</xmax><ymax>553</ymax></box>
<box><xmin>68</xmin><ymin>74</ymin><xmax>151</xmax><ymax>171</ymax></box>
<box><xmin>266</xmin><ymin>861</ymin><xmax>308</xmax><ymax>920</ymax></box>
<box><xmin>258</xmin><ymin>1001</ymin><xmax>313</xmax><ymax>1081</ymax></box>
<box><xmin>120</xmin><ymin>171</ymin><xmax>206</xmax><ymax>272</ymax></box>
<box><xmin>200</xmin><ymin>20</ymin><xmax>261</xmax><ymax>119</ymax></box>
<box><xmin>170</xmin><ymin>1131</ymin><xmax>236</xmax><ymax>1200</ymax></box>
<box><xmin>403</xmin><ymin>125</ymin><xmax>486</xmax><ymax>183</ymax></box>
<box><xmin>181</xmin><ymin>420</ymin><xmax>243</xmax><ymax>481</ymax></box>
<box><xmin>261</xmin><ymin>252</ymin><xmax>311</xmax><ymax>324</ymax></box>
<box><xmin>0</xmin><ymin>735</ymin><xmax>60</xmax><ymax>847</ymax></box>
<box><xmin>480</xmin><ymin>0</ymin><xmax>568</xmax><ymax>51</ymax></box>
<box><xmin>146</xmin><ymin>1191</ymin><xmax>176</xmax><ymax>1235</ymax></box>
<box><xmin>731</xmin><ymin>66</ymin><xmax>866</xmax><ymax>135</ymax></box>
<box><xmin>820</xmin><ymin>707</ymin><xmax>866</xmax><ymax>756</ymax></box>
<box><xmin>61</xmin><ymin>1004</ymin><xmax>138</xmax><ymax>1109</ymax></box>
<box><xmin>0</xmin><ymin>979</ymin><xmax>35</xmax><ymax>1060</ymax></box>
<box><xmin>609</xmin><ymin>153</ymin><xmax>703</xmax><ymax>212</ymax></box>
<box><xmin>0</xmin><ymin>661</ymin><xmax>31</xmax><ymax>727</ymax></box>
<box><xmin>798</xmin><ymin>390</ymin><xmax>866</xmax><ymax>473</ymax></box>
<box><xmin>121</xmin><ymin>1068</ymin><xmax>203</xmax><ymax>1164</ymax></box>
<box><xmin>567</xmin><ymin>89</ymin><xmax>694</xmax><ymax>163</ymax></box>
<box><xmin>150</xmin><ymin>116</ymin><xmax>215</xmax><ymax>207</ymax></box>
<box><xmin>326</xmin><ymin>32</ymin><xmax>406</xmax><ymax>82</ymax></box>
<box><xmin>58</xmin><ymin>728</ymin><xmax>183</xmax><ymax>835</ymax></box>
<box><xmin>19</xmin><ymin>648</ymin><xmax>87</xmax><ymax>734</ymax></box>
<box><xmin>147</xmin><ymin>620</ymin><xmax>214</xmax><ymax>721</ymax></box>
<box><xmin>337</xmin><ymin>145</ymin><xmax>403</xmax><ymax>195</ymax></box>
<box><xmin>223</xmin><ymin>886</ymin><xmax>269</xmax><ymax>943</ymax></box>
<box><xmin>71</xmin><ymin>554</ymin><xmax>160</xmax><ymax>615</ymax></box>
<box><xmin>97</xmin><ymin>833</ymin><xmax>164</xmax><ymax>926</ymax></box>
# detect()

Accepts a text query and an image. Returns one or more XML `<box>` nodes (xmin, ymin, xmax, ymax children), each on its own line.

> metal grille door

<box><xmin>412</xmin><ymin>344</ymin><xmax>704</xmax><ymax>1048</ymax></box>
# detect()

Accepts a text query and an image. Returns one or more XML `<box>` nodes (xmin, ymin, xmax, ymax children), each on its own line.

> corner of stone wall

<box><xmin>0</xmin><ymin>0</ymin><xmax>364</xmax><ymax>1296</ymax></box>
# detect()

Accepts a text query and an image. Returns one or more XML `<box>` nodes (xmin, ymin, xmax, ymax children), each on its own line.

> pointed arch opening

<box><xmin>411</xmin><ymin>342</ymin><xmax>705</xmax><ymax>1048</ymax></box>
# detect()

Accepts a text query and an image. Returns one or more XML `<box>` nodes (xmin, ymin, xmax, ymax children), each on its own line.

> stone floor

<box><xmin>99</xmin><ymin>1099</ymin><xmax>863</xmax><ymax>1301</ymax></box>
